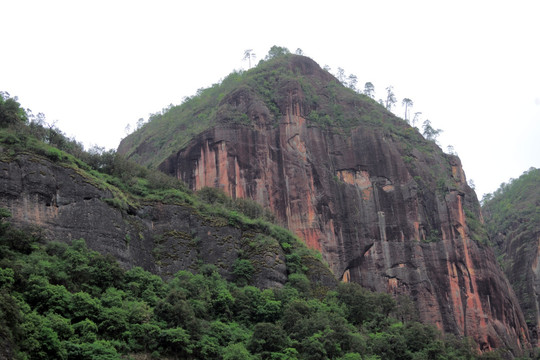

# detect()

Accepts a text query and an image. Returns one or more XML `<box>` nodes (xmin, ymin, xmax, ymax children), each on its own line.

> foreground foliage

<box><xmin>0</xmin><ymin>208</ymin><xmax>511</xmax><ymax>359</ymax></box>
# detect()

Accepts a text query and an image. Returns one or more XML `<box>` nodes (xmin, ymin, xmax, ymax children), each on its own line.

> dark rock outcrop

<box><xmin>0</xmin><ymin>154</ymin><xmax>299</xmax><ymax>289</ymax></box>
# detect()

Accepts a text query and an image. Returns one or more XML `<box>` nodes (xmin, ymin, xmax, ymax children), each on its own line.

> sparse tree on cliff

<box><xmin>136</xmin><ymin>118</ymin><xmax>145</xmax><ymax>130</ymax></box>
<box><xmin>336</xmin><ymin>67</ymin><xmax>346</xmax><ymax>84</ymax></box>
<box><xmin>412</xmin><ymin>112</ymin><xmax>422</xmax><ymax>127</ymax></box>
<box><xmin>265</xmin><ymin>45</ymin><xmax>290</xmax><ymax>60</ymax></box>
<box><xmin>402</xmin><ymin>98</ymin><xmax>413</xmax><ymax>122</ymax></box>
<box><xmin>385</xmin><ymin>86</ymin><xmax>397</xmax><ymax>111</ymax></box>
<box><xmin>347</xmin><ymin>74</ymin><xmax>358</xmax><ymax>92</ymax></box>
<box><xmin>243</xmin><ymin>49</ymin><xmax>256</xmax><ymax>68</ymax></box>
<box><xmin>0</xmin><ymin>92</ymin><xmax>27</xmax><ymax>127</ymax></box>
<box><xmin>422</xmin><ymin>119</ymin><xmax>442</xmax><ymax>143</ymax></box>
<box><xmin>364</xmin><ymin>82</ymin><xmax>375</xmax><ymax>98</ymax></box>
<box><xmin>295</xmin><ymin>48</ymin><xmax>304</xmax><ymax>55</ymax></box>
<box><xmin>323</xmin><ymin>65</ymin><xmax>331</xmax><ymax>73</ymax></box>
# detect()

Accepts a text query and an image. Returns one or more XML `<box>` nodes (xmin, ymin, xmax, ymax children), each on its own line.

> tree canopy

<box><xmin>265</xmin><ymin>45</ymin><xmax>290</xmax><ymax>60</ymax></box>
<box><xmin>0</xmin><ymin>92</ymin><xmax>28</xmax><ymax>127</ymax></box>
<box><xmin>422</xmin><ymin>119</ymin><xmax>442</xmax><ymax>143</ymax></box>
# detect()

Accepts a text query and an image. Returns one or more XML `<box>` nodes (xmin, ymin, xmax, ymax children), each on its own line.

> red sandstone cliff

<box><xmin>121</xmin><ymin>54</ymin><xmax>530</xmax><ymax>351</ymax></box>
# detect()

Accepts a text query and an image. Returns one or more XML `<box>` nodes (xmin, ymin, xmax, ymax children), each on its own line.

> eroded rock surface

<box><xmin>154</xmin><ymin>57</ymin><xmax>530</xmax><ymax>350</ymax></box>
<box><xmin>0</xmin><ymin>155</ymin><xmax>289</xmax><ymax>288</ymax></box>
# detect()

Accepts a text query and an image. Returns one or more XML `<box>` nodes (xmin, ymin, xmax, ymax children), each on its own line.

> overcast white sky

<box><xmin>2</xmin><ymin>1</ymin><xmax>539</xmax><ymax>198</ymax></box>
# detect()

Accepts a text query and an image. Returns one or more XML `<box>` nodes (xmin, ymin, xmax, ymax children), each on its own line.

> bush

<box><xmin>233</xmin><ymin>259</ymin><xmax>255</xmax><ymax>286</ymax></box>
<box><xmin>45</xmin><ymin>147</ymin><xmax>64</xmax><ymax>162</ymax></box>
<box><xmin>248</xmin><ymin>322</ymin><xmax>289</xmax><ymax>355</ymax></box>
<box><xmin>287</xmin><ymin>273</ymin><xmax>311</xmax><ymax>295</ymax></box>
<box><xmin>103</xmin><ymin>198</ymin><xmax>128</xmax><ymax>211</ymax></box>
<box><xmin>223</xmin><ymin>343</ymin><xmax>254</xmax><ymax>360</ymax></box>
<box><xmin>234</xmin><ymin>198</ymin><xmax>263</xmax><ymax>219</ymax></box>
<box><xmin>197</xmin><ymin>187</ymin><xmax>231</xmax><ymax>205</ymax></box>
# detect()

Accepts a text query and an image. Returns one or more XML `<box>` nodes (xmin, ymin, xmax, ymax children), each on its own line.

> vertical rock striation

<box><xmin>154</xmin><ymin>56</ymin><xmax>530</xmax><ymax>350</ymax></box>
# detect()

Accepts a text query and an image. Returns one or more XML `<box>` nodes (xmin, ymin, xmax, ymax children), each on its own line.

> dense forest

<box><xmin>1</xmin><ymin>209</ymin><xmax>488</xmax><ymax>360</ymax></box>
<box><xmin>0</xmin><ymin>81</ymin><xmax>532</xmax><ymax>359</ymax></box>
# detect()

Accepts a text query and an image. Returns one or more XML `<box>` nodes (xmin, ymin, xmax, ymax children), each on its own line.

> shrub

<box><xmin>45</xmin><ymin>147</ymin><xmax>63</xmax><ymax>162</ymax></box>
<box><xmin>197</xmin><ymin>187</ymin><xmax>231</xmax><ymax>206</ymax></box>
<box><xmin>247</xmin><ymin>322</ymin><xmax>288</xmax><ymax>355</ymax></box>
<box><xmin>233</xmin><ymin>259</ymin><xmax>255</xmax><ymax>286</ymax></box>
<box><xmin>103</xmin><ymin>198</ymin><xmax>128</xmax><ymax>211</ymax></box>
<box><xmin>223</xmin><ymin>343</ymin><xmax>254</xmax><ymax>360</ymax></box>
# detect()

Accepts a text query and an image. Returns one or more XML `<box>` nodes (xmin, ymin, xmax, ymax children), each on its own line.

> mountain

<box><xmin>118</xmin><ymin>52</ymin><xmax>530</xmax><ymax>351</ymax></box>
<box><xmin>1</xmin><ymin>96</ymin><xmax>501</xmax><ymax>359</ymax></box>
<box><xmin>482</xmin><ymin>167</ymin><xmax>540</xmax><ymax>346</ymax></box>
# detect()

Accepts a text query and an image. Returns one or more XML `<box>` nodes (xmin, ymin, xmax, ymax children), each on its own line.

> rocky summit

<box><xmin>118</xmin><ymin>53</ymin><xmax>530</xmax><ymax>350</ymax></box>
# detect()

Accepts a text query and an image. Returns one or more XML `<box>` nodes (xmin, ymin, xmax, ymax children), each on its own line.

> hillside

<box><xmin>0</xmin><ymin>93</ymin><xmax>512</xmax><ymax>359</ymax></box>
<box><xmin>118</xmin><ymin>50</ymin><xmax>530</xmax><ymax>351</ymax></box>
<box><xmin>482</xmin><ymin>167</ymin><xmax>540</xmax><ymax>346</ymax></box>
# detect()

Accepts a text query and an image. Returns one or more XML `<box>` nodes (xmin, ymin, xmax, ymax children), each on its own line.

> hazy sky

<box><xmin>2</xmin><ymin>1</ymin><xmax>539</xmax><ymax>198</ymax></box>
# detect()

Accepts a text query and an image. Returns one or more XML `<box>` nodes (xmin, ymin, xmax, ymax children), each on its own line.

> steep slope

<box><xmin>483</xmin><ymin>168</ymin><xmax>540</xmax><ymax>346</ymax></box>
<box><xmin>0</xmin><ymin>145</ymin><xmax>335</xmax><ymax>291</ymax></box>
<box><xmin>118</xmin><ymin>53</ymin><xmax>531</xmax><ymax>351</ymax></box>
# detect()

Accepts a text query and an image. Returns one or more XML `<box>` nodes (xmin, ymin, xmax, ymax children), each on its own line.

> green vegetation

<box><xmin>422</xmin><ymin>119</ymin><xmax>442</xmax><ymax>144</ymax></box>
<box><xmin>423</xmin><ymin>229</ymin><xmax>442</xmax><ymax>243</ymax></box>
<box><xmin>464</xmin><ymin>209</ymin><xmax>488</xmax><ymax>245</ymax></box>
<box><xmin>1</xmin><ymin>210</ymin><xmax>490</xmax><ymax>359</ymax></box>
<box><xmin>0</xmin><ymin>92</ymin><xmax>28</xmax><ymax>127</ymax></box>
<box><xmin>197</xmin><ymin>187</ymin><xmax>275</xmax><ymax>224</ymax></box>
<box><xmin>482</xmin><ymin>167</ymin><xmax>540</xmax><ymax>242</ymax></box>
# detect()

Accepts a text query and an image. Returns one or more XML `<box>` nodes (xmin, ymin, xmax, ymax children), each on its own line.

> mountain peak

<box><xmin>118</xmin><ymin>53</ymin><xmax>391</xmax><ymax>168</ymax></box>
<box><xmin>263</xmin><ymin>53</ymin><xmax>330</xmax><ymax>78</ymax></box>
<box><xmin>116</xmin><ymin>52</ymin><xmax>532</xmax><ymax>351</ymax></box>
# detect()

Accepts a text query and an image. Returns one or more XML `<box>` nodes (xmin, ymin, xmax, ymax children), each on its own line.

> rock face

<box><xmin>143</xmin><ymin>55</ymin><xmax>531</xmax><ymax>351</ymax></box>
<box><xmin>0</xmin><ymin>154</ymin><xmax>291</xmax><ymax>288</ymax></box>
<box><xmin>489</xmin><ymin>225</ymin><xmax>540</xmax><ymax>347</ymax></box>
<box><xmin>482</xmin><ymin>168</ymin><xmax>540</xmax><ymax>346</ymax></box>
